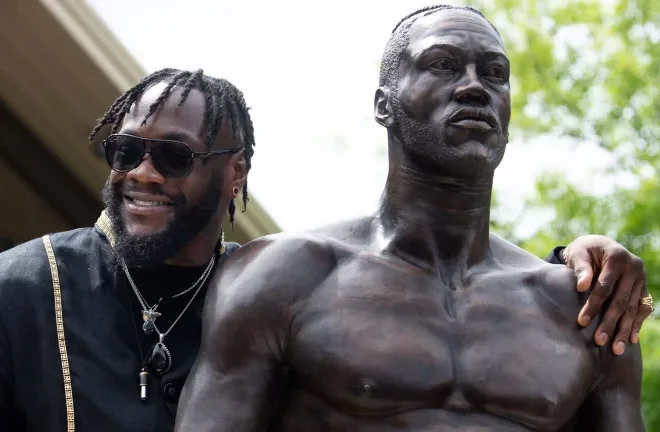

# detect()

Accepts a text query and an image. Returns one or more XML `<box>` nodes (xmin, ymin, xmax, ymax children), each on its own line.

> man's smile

<box><xmin>123</xmin><ymin>192</ymin><xmax>174</xmax><ymax>217</ymax></box>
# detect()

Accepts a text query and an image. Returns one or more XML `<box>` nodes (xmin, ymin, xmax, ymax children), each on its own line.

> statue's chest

<box><xmin>288</xmin><ymin>258</ymin><xmax>596</xmax><ymax>428</ymax></box>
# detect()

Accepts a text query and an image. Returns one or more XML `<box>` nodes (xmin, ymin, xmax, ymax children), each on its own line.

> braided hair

<box><xmin>379</xmin><ymin>5</ymin><xmax>500</xmax><ymax>88</ymax></box>
<box><xmin>90</xmin><ymin>68</ymin><xmax>255</xmax><ymax>229</ymax></box>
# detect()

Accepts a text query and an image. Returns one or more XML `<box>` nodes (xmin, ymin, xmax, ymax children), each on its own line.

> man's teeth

<box><xmin>132</xmin><ymin>199</ymin><xmax>169</xmax><ymax>206</ymax></box>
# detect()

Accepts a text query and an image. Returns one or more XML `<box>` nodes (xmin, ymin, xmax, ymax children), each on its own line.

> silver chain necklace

<box><xmin>121</xmin><ymin>256</ymin><xmax>215</xmax><ymax>400</ymax></box>
<box><xmin>122</xmin><ymin>257</ymin><xmax>215</xmax><ymax>335</ymax></box>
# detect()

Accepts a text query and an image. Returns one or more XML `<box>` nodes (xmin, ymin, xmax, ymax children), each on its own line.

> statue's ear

<box><xmin>374</xmin><ymin>87</ymin><xmax>395</xmax><ymax>128</ymax></box>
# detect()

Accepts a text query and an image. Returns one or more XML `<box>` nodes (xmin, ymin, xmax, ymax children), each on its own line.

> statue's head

<box><xmin>375</xmin><ymin>5</ymin><xmax>511</xmax><ymax>177</ymax></box>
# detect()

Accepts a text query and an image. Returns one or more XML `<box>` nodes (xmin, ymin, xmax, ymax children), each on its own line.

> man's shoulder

<box><xmin>0</xmin><ymin>227</ymin><xmax>100</xmax><ymax>296</ymax></box>
<box><xmin>49</xmin><ymin>225</ymin><xmax>101</xmax><ymax>247</ymax></box>
<box><xmin>0</xmin><ymin>236</ymin><xmax>48</xmax><ymax>276</ymax></box>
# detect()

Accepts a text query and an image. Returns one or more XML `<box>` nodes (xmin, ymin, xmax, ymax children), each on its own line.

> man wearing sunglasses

<box><xmin>104</xmin><ymin>134</ymin><xmax>241</xmax><ymax>182</ymax></box>
<box><xmin>0</xmin><ymin>65</ymin><xmax>651</xmax><ymax>432</ymax></box>
<box><xmin>0</xmin><ymin>68</ymin><xmax>252</xmax><ymax>431</ymax></box>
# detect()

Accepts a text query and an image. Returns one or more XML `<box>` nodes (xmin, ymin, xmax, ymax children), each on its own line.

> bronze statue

<box><xmin>175</xmin><ymin>6</ymin><xmax>645</xmax><ymax>431</ymax></box>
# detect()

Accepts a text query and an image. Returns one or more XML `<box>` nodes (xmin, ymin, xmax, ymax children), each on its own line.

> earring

<box><xmin>232</xmin><ymin>186</ymin><xmax>240</xmax><ymax>198</ymax></box>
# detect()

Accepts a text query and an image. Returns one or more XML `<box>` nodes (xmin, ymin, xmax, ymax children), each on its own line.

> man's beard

<box><xmin>101</xmin><ymin>177</ymin><xmax>223</xmax><ymax>268</ymax></box>
<box><xmin>391</xmin><ymin>95</ymin><xmax>508</xmax><ymax>177</ymax></box>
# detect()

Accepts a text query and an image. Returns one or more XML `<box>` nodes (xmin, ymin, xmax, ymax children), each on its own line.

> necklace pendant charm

<box><xmin>139</xmin><ymin>368</ymin><xmax>149</xmax><ymax>401</ymax></box>
<box><xmin>141</xmin><ymin>309</ymin><xmax>161</xmax><ymax>334</ymax></box>
<box><xmin>142</xmin><ymin>309</ymin><xmax>161</xmax><ymax>323</ymax></box>
<box><xmin>146</xmin><ymin>341</ymin><xmax>172</xmax><ymax>376</ymax></box>
<box><xmin>142</xmin><ymin>320</ymin><xmax>155</xmax><ymax>334</ymax></box>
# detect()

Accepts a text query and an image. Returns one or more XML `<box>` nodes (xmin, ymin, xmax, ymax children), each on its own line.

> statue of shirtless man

<box><xmin>175</xmin><ymin>5</ymin><xmax>644</xmax><ymax>431</ymax></box>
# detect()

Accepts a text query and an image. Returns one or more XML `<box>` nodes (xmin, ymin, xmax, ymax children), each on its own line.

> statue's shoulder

<box><xmin>309</xmin><ymin>216</ymin><xmax>374</xmax><ymax>248</ymax></box>
<box><xmin>489</xmin><ymin>233</ymin><xmax>577</xmax><ymax>295</ymax></box>
<box><xmin>489</xmin><ymin>233</ymin><xmax>548</xmax><ymax>266</ymax></box>
<box><xmin>225</xmin><ymin>231</ymin><xmax>341</xmax><ymax>276</ymax></box>
<box><xmin>211</xmin><ymin>217</ymin><xmax>374</xmax><ymax>306</ymax></box>
<box><xmin>232</xmin><ymin>215</ymin><xmax>373</xmax><ymax>269</ymax></box>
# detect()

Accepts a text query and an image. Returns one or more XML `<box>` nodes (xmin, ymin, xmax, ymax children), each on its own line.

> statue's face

<box><xmin>392</xmin><ymin>8</ymin><xmax>511</xmax><ymax>176</ymax></box>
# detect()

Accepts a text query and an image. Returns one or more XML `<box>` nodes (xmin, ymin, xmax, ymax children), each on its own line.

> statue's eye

<box><xmin>428</xmin><ymin>58</ymin><xmax>454</xmax><ymax>71</ymax></box>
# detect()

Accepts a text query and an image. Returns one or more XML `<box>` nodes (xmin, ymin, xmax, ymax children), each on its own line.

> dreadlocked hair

<box><xmin>90</xmin><ymin>68</ymin><xmax>256</xmax><ymax>231</ymax></box>
<box><xmin>379</xmin><ymin>5</ymin><xmax>500</xmax><ymax>89</ymax></box>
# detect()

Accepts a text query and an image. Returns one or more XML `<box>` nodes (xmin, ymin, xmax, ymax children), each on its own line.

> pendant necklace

<box><xmin>122</xmin><ymin>254</ymin><xmax>216</xmax><ymax>401</ymax></box>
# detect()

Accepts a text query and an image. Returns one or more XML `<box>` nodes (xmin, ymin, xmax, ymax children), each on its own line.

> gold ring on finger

<box><xmin>640</xmin><ymin>295</ymin><xmax>655</xmax><ymax>312</ymax></box>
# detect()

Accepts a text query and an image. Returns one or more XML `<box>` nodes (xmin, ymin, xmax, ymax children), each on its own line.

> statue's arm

<box><xmin>174</xmin><ymin>235</ymin><xmax>335</xmax><ymax>432</ymax></box>
<box><xmin>577</xmin><ymin>345</ymin><xmax>645</xmax><ymax>431</ymax></box>
<box><xmin>174</xmin><ymin>241</ymin><xmax>287</xmax><ymax>432</ymax></box>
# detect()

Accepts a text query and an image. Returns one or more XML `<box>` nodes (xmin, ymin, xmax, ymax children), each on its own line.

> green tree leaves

<box><xmin>475</xmin><ymin>0</ymin><xmax>659</xmax><ymax>428</ymax></box>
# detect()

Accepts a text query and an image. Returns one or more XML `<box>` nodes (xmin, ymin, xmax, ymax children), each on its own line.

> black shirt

<box><xmin>0</xmin><ymin>224</ymin><xmax>239</xmax><ymax>431</ymax></box>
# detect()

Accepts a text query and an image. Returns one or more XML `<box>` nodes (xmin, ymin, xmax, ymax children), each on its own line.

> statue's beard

<box><xmin>391</xmin><ymin>95</ymin><xmax>508</xmax><ymax>177</ymax></box>
<box><xmin>101</xmin><ymin>177</ymin><xmax>223</xmax><ymax>268</ymax></box>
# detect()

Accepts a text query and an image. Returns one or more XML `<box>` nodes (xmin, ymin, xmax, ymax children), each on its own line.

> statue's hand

<box><xmin>564</xmin><ymin>235</ymin><xmax>653</xmax><ymax>355</ymax></box>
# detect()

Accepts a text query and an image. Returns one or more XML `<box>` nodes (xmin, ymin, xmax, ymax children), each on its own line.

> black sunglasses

<box><xmin>102</xmin><ymin>133</ymin><xmax>240</xmax><ymax>179</ymax></box>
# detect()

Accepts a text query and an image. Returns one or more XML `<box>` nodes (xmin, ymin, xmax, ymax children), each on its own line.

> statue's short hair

<box><xmin>379</xmin><ymin>5</ymin><xmax>500</xmax><ymax>89</ymax></box>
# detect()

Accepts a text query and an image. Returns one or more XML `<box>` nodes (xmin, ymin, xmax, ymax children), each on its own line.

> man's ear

<box><xmin>374</xmin><ymin>87</ymin><xmax>395</xmax><ymax>128</ymax></box>
<box><xmin>228</xmin><ymin>149</ymin><xmax>247</xmax><ymax>195</ymax></box>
